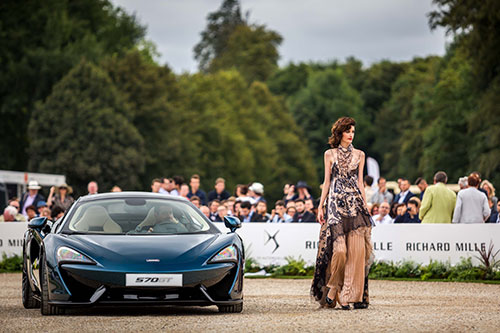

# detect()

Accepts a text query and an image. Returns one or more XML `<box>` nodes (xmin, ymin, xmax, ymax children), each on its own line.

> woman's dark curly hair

<box><xmin>328</xmin><ymin>117</ymin><xmax>356</xmax><ymax>148</ymax></box>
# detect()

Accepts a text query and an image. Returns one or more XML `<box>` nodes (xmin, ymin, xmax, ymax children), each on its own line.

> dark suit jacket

<box><xmin>20</xmin><ymin>192</ymin><xmax>45</xmax><ymax>213</ymax></box>
<box><xmin>187</xmin><ymin>189</ymin><xmax>207</xmax><ymax>205</ymax></box>
<box><xmin>207</xmin><ymin>190</ymin><xmax>230</xmax><ymax>202</ymax></box>
<box><xmin>394</xmin><ymin>212</ymin><xmax>421</xmax><ymax>223</ymax></box>
<box><xmin>488</xmin><ymin>211</ymin><xmax>499</xmax><ymax>223</ymax></box>
<box><xmin>293</xmin><ymin>211</ymin><xmax>316</xmax><ymax>223</ymax></box>
<box><xmin>394</xmin><ymin>191</ymin><xmax>415</xmax><ymax>204</ymax></box>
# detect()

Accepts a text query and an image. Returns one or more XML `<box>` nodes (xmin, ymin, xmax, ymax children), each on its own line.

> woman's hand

<box><xmin>317</xmin><ymin>207</ymin><xmax>325</xmax><ymax>224</ymax></box>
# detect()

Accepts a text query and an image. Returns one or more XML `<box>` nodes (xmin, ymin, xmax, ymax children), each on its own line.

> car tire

<box><xmin>218</xmin><ymin>302</ymin><xmax>243</xmax><ymax>313</ymax></box>
<box><xmin>40</xmin><ymin>253</ymin><xmax>65</xmax><ymax>315</ymax></box>
<box><xmin>22</xmin><ymin>264</ymin><xmax>40</xmax><ymax>309</ymax></box>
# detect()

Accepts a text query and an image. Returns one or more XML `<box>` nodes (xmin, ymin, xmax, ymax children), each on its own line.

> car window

<box><xmin>65</xmin><ymin>198</ymin><xmax>212</xmax><ymax>235</ymax></box>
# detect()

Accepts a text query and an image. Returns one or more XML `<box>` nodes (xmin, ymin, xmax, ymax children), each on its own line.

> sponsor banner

<box><xmin>2</xmin><ymin>222</ymin><xmax>499</xmax><ymax>266</ymax></box>
<box><xmin>215</xmin><ymin>223</ymin><xmax>500</xmax><ymax>266</ymax></box>
<box><xmin>0</xmin><ymin>222</ymin><xmax>28</xmax><ymax>257</ymax></box>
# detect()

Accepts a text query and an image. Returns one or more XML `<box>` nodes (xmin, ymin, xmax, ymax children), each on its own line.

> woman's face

<box><xmin>342</xmin><ymin>126</ymin><xmax>355</xmax><ymax>144</ymax></box>
<box><xmin>283</xmin><ymin>184</ymin><xmax>290</xmax><ymax>194</ymax></box>
<box><xmin>482</xmin><ymin>184</ymin><xmax>491</xmax><ymax>196</ymax></box>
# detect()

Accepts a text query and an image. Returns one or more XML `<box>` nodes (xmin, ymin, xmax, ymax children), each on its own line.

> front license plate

<box><xmin>126</xmin><ymin>274</ymin><xmax>182</xmax><ymax>287</ymax></box>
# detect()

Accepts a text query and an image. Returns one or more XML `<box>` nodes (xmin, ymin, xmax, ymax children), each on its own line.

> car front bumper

<box><xmin>48</xmin><ymin>262</ymin><xmax>243</xmax><ymax>306</ymax></box>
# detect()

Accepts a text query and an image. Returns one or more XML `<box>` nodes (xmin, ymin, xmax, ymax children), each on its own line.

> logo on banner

<box><xmin>264</xmin><ymin>230</ymin><xmax>280</xmax><ymax>253</ymax></box>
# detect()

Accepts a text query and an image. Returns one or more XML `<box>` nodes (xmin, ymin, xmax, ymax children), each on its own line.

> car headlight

<box><xmin>209</xmin><ymin>245</ymin><xmax>238</xmax><ymax>263</ymax></box>
<box><xmin>57</xmin><ymin>246</ymin><xmax>95</xmax><ymax>264</ymax></box>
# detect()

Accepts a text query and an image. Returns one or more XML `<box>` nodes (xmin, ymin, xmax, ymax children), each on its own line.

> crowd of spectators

<box><xmin>147</xmin><ymin>174</ymin><xmax>318</xmax><ymax>223</ymax></box>
<box><xmin>366</xmin><ymin>171</ymin><xmax>499</xmax><ymax>225</ymax></box>
<box><xmin>1</xmin><ymin>171</ymin><xmax>498</xmax><ymax>225</ymax></box>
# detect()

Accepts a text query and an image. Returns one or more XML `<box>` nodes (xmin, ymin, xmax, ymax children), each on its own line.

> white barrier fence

<box><xmin>214</xmin><ymin>223</ymin><xmax>500</xmax><ymax>266</ymax></box>
<box><xmin>0</xmin><ymin>222</ymin><xmax>28</xmax><ymax>257</ymax></box>
<box><xmin>2</xmin><ymin>222</ymin><xmax>499</xmax><ymax>266</ymax></box>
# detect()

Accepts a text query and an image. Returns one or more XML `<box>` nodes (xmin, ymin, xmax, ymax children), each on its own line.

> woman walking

<box><xmin>311</xmin><ymin>117</ymin><xmax>373</xmax><ymax>310</ymax></box>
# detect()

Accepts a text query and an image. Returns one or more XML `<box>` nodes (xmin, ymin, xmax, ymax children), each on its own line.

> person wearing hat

<box><xmin>20</xmin><ymin>180</ymin><xmax>45</xmax><ymax>217</ymax></box>
<box><xmin>296</xmin><ymin>181</ymin><xmax>313</xmax><ymax>201</ymax></box>
<box><xmin>248</xmin><ymin>182</ymin><xmax>265</xmax><ymax>205</ymax></box>
<box><xmin>47</xmin><ymin>183</ymin><xmax>75</xmax><ymax>211</ymax></box>
<box><xmin>37</xmin><ymin>201</ymin><xmax>48</xmax><ymax>216</ymax></box>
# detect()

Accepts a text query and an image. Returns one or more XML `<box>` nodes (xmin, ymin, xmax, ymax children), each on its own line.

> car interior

<box><xmin>67</xmin><ymin>199</ymin><xmax>210</xmax><ymax>234</ymax></box>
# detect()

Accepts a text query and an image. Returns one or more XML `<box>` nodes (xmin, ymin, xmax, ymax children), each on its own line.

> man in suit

<box><xmin>292</xmin><ymin>199</ymin><xmax>316</xmax><ymax>222</ymax></box>
<box><xmin>419</xmin><ymin>171</ymin><xmax>456</xmax><ymax>223</ymax></box>
<box><xmin>207</xmin><ymin>177</ymin><xmax>231</xmax><ymax>202</ymax></box>
<box><xmin>489</xmin><ymin>201</ymin><xmax>500</xmax><ymax>223</ymax></box>
<box><xmin>453</xmin><ymin>175</ymin><xmax>491</xmax><ymax>223</ymax></box>
<box><xmin>20</xmin><ymin>180</ymin><xmax>45</xmax><ymax>218</ymax></box>
<box><xmin>394</xmin><ymin>178</ymin><xmax>415</xmax><ymax>204</ymax></box>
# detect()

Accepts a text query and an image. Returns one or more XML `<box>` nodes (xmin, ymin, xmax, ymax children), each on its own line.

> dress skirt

<box><xmin>311</xmin><ymin>213</ymin><xmax>372</xmax><ymax>306</ymax></box>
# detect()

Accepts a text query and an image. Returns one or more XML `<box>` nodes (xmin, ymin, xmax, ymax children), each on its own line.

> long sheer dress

<box><xmin>311</xmin><ymin>144</ymin><xmax>373</xmax><ymax>307</ymax></box>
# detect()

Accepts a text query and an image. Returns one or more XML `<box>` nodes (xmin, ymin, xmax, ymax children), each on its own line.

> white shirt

<box><xmin>22</xmin><ymin>194</ymin><xmax>36</xmax><ymax>216</ymax></box>
<box><xmin>159</xmin><ymin>188</ymin><xmax>179</xmax><ymax>196</ymax></box>
<box><xmin>372</xmin><ymin>214</ymin><xmax>394</xmax><ymax>226</ymax></box>
<box><xmin>398</xmin><ymin>190</ymin><xmax>409</xmax><ymax>204</ymax></box>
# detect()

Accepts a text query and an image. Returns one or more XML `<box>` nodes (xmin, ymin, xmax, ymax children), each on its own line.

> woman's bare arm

<box><xmin>318</xmin><ymin>150</ymin><xmax>333</xmax><ymax>222</ymax></box>
<box><xmin>358</xmin><ymin>150</ymin><xmax>367</xmax><ymax>206</ymax></box>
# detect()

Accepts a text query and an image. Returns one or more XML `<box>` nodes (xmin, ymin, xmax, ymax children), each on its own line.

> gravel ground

<box><xmin>1</xmin><ymin>273</ymin><xmax>500</xmax><ymax>332</ymax></box>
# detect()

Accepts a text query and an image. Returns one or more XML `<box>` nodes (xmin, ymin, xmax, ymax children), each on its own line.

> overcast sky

<box><xmin>110</xmin><ymin>0</ymin><xmax>449</xmax><ymax>73</ymax></box>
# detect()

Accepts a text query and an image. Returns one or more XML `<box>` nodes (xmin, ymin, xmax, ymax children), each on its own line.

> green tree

<box><xmin>0</xmin><ymin>0</ymin><xmax>145</xmax><ymax>171</ymax></box>
<box><xmin>372</xmin><ymin>56</ymin><xmax>440</xmax><ymax>179</ymax></box>
<box><xmin>209</xmin><ymin>24</ymin><xmax>283</xmax><ymax>83</ymax></box>
<box><xmin>429</xmin><ymin>0</ymin><xmax>500</xmax><ymax>185</ymax></box>
<box><xmin>179</xmin><ymin>70</ymin><xmax>317</xmax><ymax>200</ymax></box>
<box><xmin>358</xmin><ymin>60</ymin><xmax>406</xmax><ymax>123</ymax></box>
<box><xmin>429</xmin><ymin>0</ymin><xmax>500</xmax><ymax>90</ymax></box>
<box><xmin>267</xmin><ymin>62</ymin><xmax>310</xmax><ymax>97</ymax></box>
<box><xmin>340</xmin><ymin>57</ymin><xmax>366</xmax><ymax>93</ymax></box>
<box><xmin>102</xmin><ymin>51</ymin><xmax>199</xmax><ymax>188</ymax></box>
<box><xmin>249</xmin><ymin>82</ymin><xmax>318</xmax><ymax>195</ymax></box>
<box><xmin>28</xmin><ymin>60</ymin><xmax>144</xmax><ymax>195</ymax></box>
<box><xmin>193</xmin><ymin>0</ymin><xmax>246</xmax><ymax>72</ymax></box>
<box><xmin>194</xmin><ymin>0</ymin><xmax>282</xmax><ymax>83</ymax></box>
<box><xmin>288</xmin><ymin>68</ymin><xmax>369</xmax><ymax>177</ymax></box>
<box><xmin>417</xmin><ymin>45</ymin><xmax>475</xmax><ymax>181</ymax></box>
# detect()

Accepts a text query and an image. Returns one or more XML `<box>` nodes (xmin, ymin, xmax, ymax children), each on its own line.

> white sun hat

<box><xmin>27</xmin><ymin>180</ymin><xmax>42</xmax><ymax>190</ymax></box>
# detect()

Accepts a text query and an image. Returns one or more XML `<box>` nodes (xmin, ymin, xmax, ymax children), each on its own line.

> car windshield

<box><xmin>64</xmin><ymin>198</ymin><xmax>212</xmax><ymax>235</ymax></box>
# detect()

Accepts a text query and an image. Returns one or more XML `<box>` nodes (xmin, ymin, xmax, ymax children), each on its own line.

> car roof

<box><xmin>78</xmin><ymin>191</ymin><xmax>190</xmax><ymax>203</ymax></box>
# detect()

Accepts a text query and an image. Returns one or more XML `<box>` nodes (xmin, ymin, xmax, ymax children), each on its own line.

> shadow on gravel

<box><xmin>63</xmin><ymin>305</ymin><xmax>224</xmax><ymax>316</ymax></box>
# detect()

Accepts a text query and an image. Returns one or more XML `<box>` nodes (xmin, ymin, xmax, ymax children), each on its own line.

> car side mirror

<box><xmin>28</xmin><ymin>217</ymin><xmax>48</xmax><ymax>229</ymax></box>
<box><xmin>224</xmin><ymin>216</ymin><xmax>241</xmax><ymax>233</ymax></box>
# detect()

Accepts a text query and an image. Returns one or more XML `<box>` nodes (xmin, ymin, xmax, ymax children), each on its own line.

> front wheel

<box><xmin>218</xmin><ymin>302</ymin><xmax>243</xmax><ymax>313</ymax></box>
<box><xmin>40</xmin><ymin>254</ymin><xmax>65</xmax><ymax>315</ymax></box>
<box><xmin>22</xmin><ymin>264</ymin><xmax>40</xmax><ymax>309</ymax></box>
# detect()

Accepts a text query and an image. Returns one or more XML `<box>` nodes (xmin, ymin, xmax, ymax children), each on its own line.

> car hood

<box><xmin>58</xmin><ymin>233</ymin><xmax>227</xmax><ymax>271</ymax></box>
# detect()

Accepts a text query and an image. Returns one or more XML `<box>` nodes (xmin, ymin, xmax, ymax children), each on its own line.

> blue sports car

<box><xmin>22</xmin><ymin>192</ymin><xmax>244</xmax><ymax>315</ymax></box>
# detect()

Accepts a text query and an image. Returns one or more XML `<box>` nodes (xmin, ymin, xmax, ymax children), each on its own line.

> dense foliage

<box><xmin>2</xmin><ymin>0</ymin><xmax>499</xmax><ymax>199</ymax></box>
<box><xmin>28</xmin><ymin>60</ymin><xmax>145</xmax><ymax>194</ymax></box>
<box><xmin>0</xmin><ymin>0</ymin><xmax>145</xmax><ymax>171</ymax></box>
<box><xmin>0</xmin><ymin>254</ymin><xmax>23</xmax><ymax>273</ymax></box>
